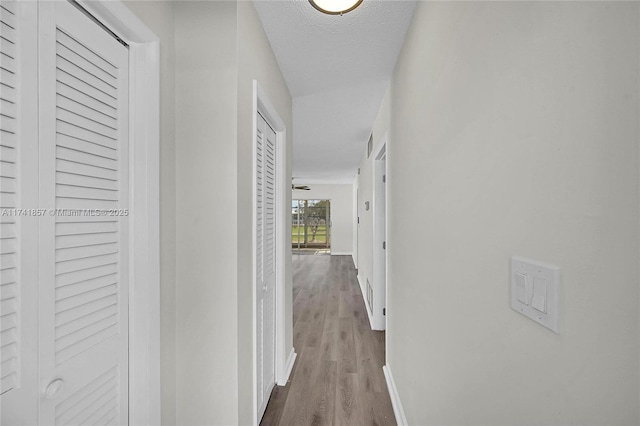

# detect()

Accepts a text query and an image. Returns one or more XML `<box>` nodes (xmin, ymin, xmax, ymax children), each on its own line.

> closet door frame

<box><xmin>72</xmin><ymin>2</ymin><xmax>161</xmax><ymax>424</ymax></box>
<box><xmin>252</xmin><ymin>80</ymin><xmax>293</xmax><ymax>426</ymax></box>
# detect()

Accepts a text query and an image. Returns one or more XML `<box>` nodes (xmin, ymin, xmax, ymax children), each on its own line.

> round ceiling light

<box><xmin>309</xmin><ymin>0</ymin><xmax>363</xmax><ymax>15</ymax></box>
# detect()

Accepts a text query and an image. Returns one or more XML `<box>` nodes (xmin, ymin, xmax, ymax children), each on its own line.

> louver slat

<box><xmin>53</xmin><ymin>28</ymin><xmax>122</xmax><ymax>374</ymax></box>
<box><xmin>256</xmin><ymin>118</ymin><xmax>264</xmax><ymax>414</ymax></box>
<box><xmin>0</xmin><ymin>0</ymin><xmax>19</xmax><ymax>396</ymax></box>
<box><xmin>264</xmin><ymin>131</ymin><xmax>276</xmax><ymax>274</ymax></box>
<box><xmin>55</xmin><ymin>367</ymin><xmax>119</xmax><ymax>426</ymax></box>
<box><xmin>256</xmin><ymin>127</ymin><xmax>263</xmax><ymax>284</ymax></box>
<box><xmin>256</xmin><ymin>115</ymin><xmax>277</xmax><ymax>413</ymax></box>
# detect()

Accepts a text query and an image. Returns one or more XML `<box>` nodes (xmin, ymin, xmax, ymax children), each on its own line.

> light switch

<box><xmin>532</xmin><ymin>277</ymin><xmax>547</xmax><ymax>313</ymax></box>
<box><xmin>510</xmin><ymin>256</ymin><xmax>560</xmax><ymax>334</ymax></box>
<box><xmin>515</xmin><ymin>273</ymin><xmax>529</xmax><ymax>305</ymax></box>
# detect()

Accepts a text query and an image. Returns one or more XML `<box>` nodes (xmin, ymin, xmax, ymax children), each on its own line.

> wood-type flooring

<box><xmin>260</xmin><ymin>255</ymin><xmax>396</xmax><ymax>426</ymax></box>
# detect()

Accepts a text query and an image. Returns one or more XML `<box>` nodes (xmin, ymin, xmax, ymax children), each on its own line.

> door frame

<box><xmin>353</xmin><ymin>184</ymin><xmax>359</xmax><ymax>268</ymax></box>
<box><xmin>74</xmin><ymin>2</ymin><xmax>161</xmax><ymax>424</ymax></box>
<box><xmin>372</xmin><ymin>136</ymin><xmax>388</xmax><ymax>331</ymax></box>
<box><xmin>252</xmin><ymin>80</ymin><xmax>294</xmax><ymax>425</ymax></box>
<box><xmin>291</xmin><ymin>198</ymin><xmax>332</xmax><ymax>253</ymax></box>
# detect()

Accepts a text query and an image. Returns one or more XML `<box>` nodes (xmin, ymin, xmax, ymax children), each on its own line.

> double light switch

<box><xmin>511</xmin><ymin>256</ymin><xmax>559</xmax><ymax>333</ymax></box>
<box><xmin>515</xmin><ymin>273</ymin><xmax>546</xmax><ymax>313</ymax></box>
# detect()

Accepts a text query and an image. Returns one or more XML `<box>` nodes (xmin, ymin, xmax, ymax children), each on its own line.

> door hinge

<box><xmin>358</xmin><ymin>168</ymin><xmax>361</xmax><ymax>175</ymax></box>
<box><xmin>383</xmin><ymin>174</ymin><xmax>386</xmax><ymax>183</ymax></box>
<box><xmin>383</xmin><ymin>241</ymin><xmax>386</xmax><ymax>250</ymax></box>
<box><xmin>383</xmin><ymin>308</ymin><xmax>386</xmax><ymax>316</ymax></box>
<box><xmin>357</xmin><ymin>217</ymin><xmax>360</xmax><ymax>224</ymax></box>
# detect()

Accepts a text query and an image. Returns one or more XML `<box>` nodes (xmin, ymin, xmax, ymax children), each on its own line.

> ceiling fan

<box><xmin>292</xmin><ymin>178</ymin><xmax>311</xmax><ymax>191</ymax></box>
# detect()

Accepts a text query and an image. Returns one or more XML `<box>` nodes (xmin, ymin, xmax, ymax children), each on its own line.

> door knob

<box><xmin>44</xmin><ymin>379</ymin><xmax>64</xmax><ymax>399</ymax></box>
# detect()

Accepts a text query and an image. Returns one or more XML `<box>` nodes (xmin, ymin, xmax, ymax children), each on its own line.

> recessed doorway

<box><xmin>372</xmin><ymin>142</ymin><xmax>387</xmax><ymax>330</ymax></box>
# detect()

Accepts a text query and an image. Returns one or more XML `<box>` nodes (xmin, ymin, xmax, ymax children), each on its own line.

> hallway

<box><xmin>260</xmin><ymin>255</ymin><xmax>395</xmax><ymax>426</ymax></box>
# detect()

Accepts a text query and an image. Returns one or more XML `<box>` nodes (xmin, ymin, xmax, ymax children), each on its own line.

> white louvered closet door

<box><xmin>0</xmin><ymin>0</ymin><xmax>19</xmax><ymax>398</ymax></box>
<box><xmin>256</xmin><ymin>113</ymin><xmax>276</xmax><ymax>420</ymax></box>
<box><xmin>0</xmin><ymin>0</ymin><xmax>39</xmax><ymax>423</ymax></box>
<box><xmin>38</xmin><ymin>2</ymin><xmax>129</xmax><ymax>425</ymax></box>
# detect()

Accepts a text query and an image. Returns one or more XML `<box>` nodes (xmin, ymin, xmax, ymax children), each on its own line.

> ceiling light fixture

<box><xmin>309</xmin><ymin>0</ymin><xmax>363</xmax><ymax>15</ymax></box>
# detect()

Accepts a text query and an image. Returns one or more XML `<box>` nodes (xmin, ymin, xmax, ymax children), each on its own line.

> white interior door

<box><xmin>1</xmin><ymin>1</ymin><xmax>130</xmax><ymax>424</ymax></box>
<box><xmin>39</xmin><ymin>2</ymin><xmax>129</xmax><ymax>424</ymax></box>
<box><xmin>0</xmin><ymin>1</ymin><xmax>39</xmax><ymax>423</ymax></box>
<box><xmin>0</xmin><ymin>0</ymin><xmax>21</xmax><ymax>399</ymax></box>
<box><xmin>256</xmin><ymin>112</ymin><xmax>276</xmax><ymax>420</ymax></box>
<box><xmin>372</xmin><ymin>149</ymin><xmax>386</xmax><ymax>330</ymax></box>
<box><xmin>380</xmin><ymin>156</ymin><xmax>386</xmax><ymax>325</ymax></box>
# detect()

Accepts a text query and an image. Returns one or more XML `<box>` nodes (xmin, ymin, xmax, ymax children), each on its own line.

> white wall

<box><xmin>387</xmin><ymin>2</ymin><xmax>639</xmax><ymax>425</ymax></box>
<box><xmin>293</xmin><ymin>184</ymin><xmax>354</xmax><ymax>256</ymax></box>
<box><xmin>174</xmin><ymin>2</ymin><xmax>239</xmax><ymax>424</ymax></box>
<box><xmin>118</xmin><ymin>3</ymin><xmax>177</xmax><ymax>424</ymax></box>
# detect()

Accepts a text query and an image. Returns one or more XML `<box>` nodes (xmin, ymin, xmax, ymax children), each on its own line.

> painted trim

<box><xmin>253</xmin><ymin>81</ymin><xmax>292</xmax><ymax>426</ymax></box>
<box><xmin>352</xmin><ymin>182</ymin><xmax>359</xmax><ymax>269</ymax></box>
<box><xmin>76</xmin><ymin>2</ymin><xmax>161</xmax><ymax>425</ymax></box>
<box><xmin>77</xmin><ymin>0</ymin><xmax>156</xmax><ymax>42</ymax></box>
<box><xmin>277</xmin><ymin>349</ymin><xmax>297</xmax><ymax>386</ymax></box>
<box><xmin>383</xmin><ymin>365</ymin><xmax>408</xmax><ymax>426</ymax></box>
<box><xmin>330</xmin><ymin>252</ymin><xmax>353</xmax><ymax>256</ymax></box>
<box><xmin>251</xmin><ymin>81</ymin><xmax>259</xmax><ymax>426</ymax></box>
<box><xmin>293</xmin><ymin>178</ymin><xmax>356</xmax><ymax>185</ymax></box>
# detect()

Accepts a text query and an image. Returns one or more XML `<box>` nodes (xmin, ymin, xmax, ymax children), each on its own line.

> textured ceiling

<box><xmin>253</xmin><ymin>0</ymin><xmax>416</xmax><ymax>183</ymax></box>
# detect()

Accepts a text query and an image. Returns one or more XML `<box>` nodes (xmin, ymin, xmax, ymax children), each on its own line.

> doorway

<box><xmin>255</xmin><ymin>112</ymin><xmax>278</xmax><ymax>421</ymax></box>
<box><xmin>254</xmin><ymin>81</ymin><xmax>291</xmax><ymax>425</ymax></box>
<box><xmin>292</xmin><ymin>199</ymin><xmax>331</xmax><ymax>255</ymax></box>
<box><xmin>0</xmin><ymin>1</ymin><xmax>161</xmax><ymax>424</ymax></box>
<box><xmin>372</xmin><ymin>142</ymin><xmax>387</xmax><ymax>331</ymax></box>
<box><xmin>2</xmin><ymin>1</ymin><xmax>130</xmax><ymax>423</ymax></box>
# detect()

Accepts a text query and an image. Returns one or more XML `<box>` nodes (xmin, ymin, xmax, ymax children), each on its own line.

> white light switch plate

<box><xmin>510</xmin><ymin>256</ymin><xmax>560</xmax><ymax>334</ymax></box>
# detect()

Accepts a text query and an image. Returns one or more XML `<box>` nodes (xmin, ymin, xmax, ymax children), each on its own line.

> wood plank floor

<box><xmin>260</xmin><ymin>255</ymin><xmax>396</xmax><ymax>426</ymax></box>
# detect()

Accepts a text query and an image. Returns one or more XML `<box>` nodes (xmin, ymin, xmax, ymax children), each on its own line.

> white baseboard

<box><xmin>277</xmin><ymin>349</ymin><xmax>297</xmax><ymax>386</ymax></box>
<box><xmin>356</xmin><ymin>273</ymin><xmax>365</xmax><ymax>297</ymax></box>
<box><xmin>383</xmin><ymin>365</ymin><xmax>408</xmax><ymax>426</ymax></box>
<box><xmin>330</xmin><ymin>251</ymin><xmax>352</xmax><ymax>256</ymax></box>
